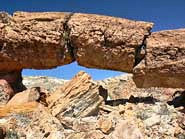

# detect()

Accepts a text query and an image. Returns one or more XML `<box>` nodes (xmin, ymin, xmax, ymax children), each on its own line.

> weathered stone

<box><xmin>0</xmin><ymin>70</ymin><xmax>25</xmax><ymax>95</ymax></box>
<box><xmin>69</xmin><ymin>13</ymin><xmax>153</xmax><ymax>73</ymax></box>
<box><xmin>0</xmin><ymin>12</ymin><xmax>74</xmax><ymax>71</ymax></box>
<box><xmin>0</xmin><ymin>102</ymin><xmax>39</xmax><ymax>117</ymax></box>
<box><xmin>0</xmin><ymin>11</ymin><xmax>153</xmax><ymax>73</ymax></box>
<box><xmin>47</xmin><ymin>71</ymin><xmax>104</xmax><ymax>118</ymax></box>
<box><xmin>7</xmin><ymin>87</ymin><xmax>40</xmax><ymax>106</ymax></box>
<box><xmin>110</xmin><ymin>120</ymin><xmax>143</xmax><ymax>139</ymax></box>
<box><xmin>0</xmin><ymin>80</ymin><xmax>13</xmax><ymax>105</ymax></box>
<box><xmin>23</xmin><ymin>106</ymin><xmax>64</xmax><ymax>139</ymax></box>
<box><xmin>97</xmin><ymin>117</ymin><xmax>113</xmax><ymax>134</ymax></box>
<box><xmin>133</xmin><ymin>29</ymin><xmax>185</xmax><ymax>88</ymax></box>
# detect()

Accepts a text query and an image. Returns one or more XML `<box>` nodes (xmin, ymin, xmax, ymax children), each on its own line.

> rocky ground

<box><xmin>0</xmin><ymin>71</ymin><xmax>185</xmax><ymax>139</ymax></box>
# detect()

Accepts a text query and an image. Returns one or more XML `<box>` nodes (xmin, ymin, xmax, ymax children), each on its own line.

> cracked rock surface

<box><xmin>133</xmin><ymin>29</ymin><xmax>185</xmax><ymax>88</ymax></box>
<box><xmin>0</xmin><ymin>11</ymin><xmax>153</xmax><ymax>73</ymax></box>
<box><xmin>0</xmin><ymin>12</ymin><xmax>74</xmax><ymax>71</ymax></box>
<box><xmin>68</xmin><ymin>13</ymin><xmax>153</xmax><ymax>72</ymax></box>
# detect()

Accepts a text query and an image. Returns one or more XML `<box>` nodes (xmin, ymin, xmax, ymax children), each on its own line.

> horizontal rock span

<box><xmin>1</xmin><ymin>11</ymin><xmax>185</xmax><ymax>88</ymax></box>
<box><xmin>0</xmin><ymin>11</ymin><xmax>153</xmax><ymax>72</ymax></box>
<box><xmin>133</xmin><ymin>29</ymin><xmax>185</xmax><ymax>88</ymax></box>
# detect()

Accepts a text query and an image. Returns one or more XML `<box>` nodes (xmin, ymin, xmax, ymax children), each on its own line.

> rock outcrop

<box><xmin>133</xmin><ymin>29</ymin><xmax>185</xmax><ymax>88</ymax></box>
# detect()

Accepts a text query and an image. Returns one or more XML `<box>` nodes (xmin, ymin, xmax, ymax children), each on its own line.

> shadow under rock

<box><xmin>105</xmin><ymin>95</ymin><xmax>159</xmax><ymax>106</ymax></box>
<box><xmin>167</xmin><ymin>91</ymin><xmax>185</xmax><ymax>108</ymax></box>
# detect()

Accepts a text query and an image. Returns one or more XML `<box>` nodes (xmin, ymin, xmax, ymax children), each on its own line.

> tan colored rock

<box><xmin>0</xmin><ymin>12</ymin><xmax>153</xmax><ymax>73</ymax></box>
<box><xmin>7</xmin><ymin>87</ymin><xmax>40</xmax><ymax>106</ymax></box>
<box><xmin>97</xmin><ymin>117</ymin><xmax>113</xmax><ymax>134</ymax></box>
<box><xmin>24</xmin><ymin>106</ymin><xmax>64</xmax><ymax>139</ymax></box>
<box><xmin>0</xmin><ymin>102</ymin><xmax>39</xmax><ymax>117</ymax></box>
<box><xmin>0</xmin><ymin>80</ymin><xmax>13</xmax><ymax>105</ymax></box>
<box><xmin>69</xmin><ymin>13</ymin><xmax>153</xmax><ymax>72</ymax></box>
<box><xmin>133</xmin><ymin>29</ymin><xmax>185</xmax><ymax>88</ymax></box>
<box><xmin>110</xmin><ymin>120</ymin><xmax>143</xmax><ymax>139</ymax></box>
<box><xmin>0</xmin><ymin>12</ymin><xmax>74</xmax><ymax>71</ymax></box>
<box><xmin>48</xmin><ymin>71</ymin><xmax>104</xmax><ymax>118</ymax></box>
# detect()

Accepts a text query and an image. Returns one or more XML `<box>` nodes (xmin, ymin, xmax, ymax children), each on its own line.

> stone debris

<box><xmin>0</xmin><ymin>72</ymin><xmax>185</xmax><ymax>139</ymax></box>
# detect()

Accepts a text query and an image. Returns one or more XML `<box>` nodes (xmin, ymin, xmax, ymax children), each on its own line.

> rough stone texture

<box><xmin>133</xmin><ymin>29</ymin><xmax>185</xmax><ymax>88</ymax></box>
<box><xmin>0</xmin><ymin>11</ymin><xmax>153</xmax><ymax>73</ymax></box>
<box><xmin>0</xmin><ymin>102</ymin><xmax>39</xmax><ymax>117</ymax></box>
<box><xmin>23</xmin><ymin>76</ymin><xmax>67</xmax><ymax>92</ymax></box>
<box><xmin>97</xmin><ymin>73</ymin><xmax>180</xmax><ymax>102</ymax></box>
<box><xmin>0</xmin><ymin>70</ymin><xmax>25</xmax><ymax>94</ymax></box>
<box><xmin>0</xmin><ymin>80</ymin><xmax>13</xmax><ymax>105</ymax></box>
<box><xmin>0</xmin><ymin>73</ymin><xmax>185</xmax><ymax>138</ymax></box>
<box><xmin>69</xmin><ymin>13</ymin><xmax>153</xmax><ymax>73</ymax></box>
<box><xmin>47</xmin><ymin>71</ymin><xmax>104</xmax><ymax>118</ymax></box>
<box><xmin>0</xmin><ymin>12</ymin><xmax>74</xmax><ymax>71</ymax></box>
<box><xmin>7</xmin><ymin>87</ymin><xmax>40</xmax><ymax>106</ymax></box>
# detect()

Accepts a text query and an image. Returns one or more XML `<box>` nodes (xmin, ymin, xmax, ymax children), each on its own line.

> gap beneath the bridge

<box><xmin>22</xmin><ymin>62</ymin><xmax>125</xmax><ymax>80</ymax></box>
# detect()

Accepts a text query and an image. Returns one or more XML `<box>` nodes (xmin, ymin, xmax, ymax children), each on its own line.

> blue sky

<box><xmin>0</xmin><ymin>0</ymin><xmax>185</xmax><ymax>80</ymax></box>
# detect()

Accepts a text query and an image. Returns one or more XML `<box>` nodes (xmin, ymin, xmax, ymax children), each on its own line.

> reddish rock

<box><xmin>133</xmin><ymin>29</ymin><xmax>185</xmax><ymax>88</ymax></box>
<box><xmin>0</xmin><ymin>12</ymin><xmax>74</xmax><ymax>71</ymax></box>
<box><xmin>0</xmin><ymin>70</ymin><xmax>25</xmax><ymax>93</ymax></box>
<box><xmin>0</xmin><ymin>12</ymin><xmax>153</xmax><ymax>73</ymax></box>
<box><xmin>69</xmin><ymin>13</ymin><xmax>153</xmax><ymax>73</ymax></box>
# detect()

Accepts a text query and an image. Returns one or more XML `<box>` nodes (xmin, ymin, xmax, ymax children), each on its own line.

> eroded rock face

<box><xmin>0</xmin><ymin>11</ymin><xmax>153</xmax><ymax>73</ymax></box>
<box><xmin>0</xmin><ymin>12</ymin><xmax>74</xmax><ymax>71</ymax></box>
<box><xmin>69</xmin><ymin>13</ymin><xmax>153</xmax><ymax>73</ymax></box>
<box><xmin>133</xmin><ymin>29</ymin><xmax>185</xmax><ymax>88</ymax></box>
<box><xmin>47</xmin><ymin>71</ymin><xmax>104</xmax><ymax>118</ymax></box>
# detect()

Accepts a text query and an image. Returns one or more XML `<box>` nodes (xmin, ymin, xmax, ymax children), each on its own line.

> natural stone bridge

<box><xmin>0</xmin><ymin>11</ymin><xmax>185</xmax><ymax>90</ymax></box>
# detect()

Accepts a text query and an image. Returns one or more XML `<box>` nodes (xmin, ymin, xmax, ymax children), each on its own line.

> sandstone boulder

<box><xmin>133</xmin><ymin>29</ymin><xmax>185</xmax><ymax>88</ymax></box>
<box><xmin>7</xmin><ymin>87</ymin><xmax>40</xmax><ymax>106</ymax></box>
<box><xmin>69</xmin><ymin>13</ymin><xmax>153</xmax><ymax>72</ymax></box>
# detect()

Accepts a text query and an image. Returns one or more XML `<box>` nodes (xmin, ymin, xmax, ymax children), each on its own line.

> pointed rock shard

<box><xmin>69</xmin><ymin>13</ymin><xmax>153</xmax><ymax>72</ymax></box>
<box><xmin>0</xmin><ymin>12</ymin><xmax>74</xmax><ymax>71</ymax></box>
<box><xmin>47</xmin><ymin>71</ymin><xmax>104</xmax><ymax>118</ymax></box>
<box><xmin>133</xmin><ymin>29</ymin><xmax>185</xmax><ymax>88</ymax></box>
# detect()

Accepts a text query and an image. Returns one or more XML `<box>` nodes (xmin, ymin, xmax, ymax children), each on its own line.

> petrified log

<box><xmin>0</xmin><ymin>11</ymin><xmax>153</xmax><ymax>72</ymax></box>
<box><xmin>133</xmin><ymin>29</ymin><xmax>185</xmax><ymax>88</ymax></box>
<box><xmin>69</xmin><ymin>13</ymin><xmax>153</xmax><ymax>72</ymax></box>
<box><xmin>47</xmin><ymin>71</ymin><xmax>104</xmax><ymax>118</ymax></box>
<box><xmin>0</xmin><ymin>12</ymin><xmax>74</xmax><ymax>71</ymax></box>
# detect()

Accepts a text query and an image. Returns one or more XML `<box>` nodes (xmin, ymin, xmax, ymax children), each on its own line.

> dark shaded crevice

<box><xmin>60</xmin><ymin>12</ymin><xmax>75</xmax><ymax>61</ymax></box>
<box><xmin>134</xmin><ymin>32</ymin><xmax>152</xmax><ymax>67</ymax></box>
<box><xmin>105</xmin><ymin>95</ymin><xmax>159</xmax><ymax>106</ymax></box>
